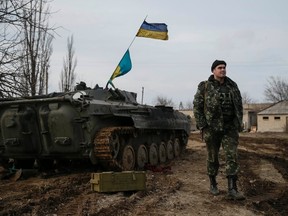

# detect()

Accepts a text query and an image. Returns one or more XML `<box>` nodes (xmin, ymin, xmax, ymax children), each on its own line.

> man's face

<box><xmin>213</xmin><ymin>64</ymin><xmax>226</xmax><ymax>80</ymax></box>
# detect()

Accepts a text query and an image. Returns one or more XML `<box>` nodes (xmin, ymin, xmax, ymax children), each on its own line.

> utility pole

<box><xmin>141</xmin><ymin>87</ymin><xmax>144</xmax><ymax>104</ymax></box>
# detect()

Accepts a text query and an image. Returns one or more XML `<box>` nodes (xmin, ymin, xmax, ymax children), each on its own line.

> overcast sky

<box><xmin>49</xmin><ymin>0</ymin><xmax>288</xmax><ymax>107</ymax></box>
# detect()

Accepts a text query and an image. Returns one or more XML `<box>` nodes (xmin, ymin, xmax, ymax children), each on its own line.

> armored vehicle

<box><xmin>0</xmin><ymin>83</ymin><xmax>190</xmax><ymax>171</ymax></box>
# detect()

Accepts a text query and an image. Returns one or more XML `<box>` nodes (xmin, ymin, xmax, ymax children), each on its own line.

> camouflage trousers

<box><xmin>203</xmin><ymin>126</ymin><xmax>240</xmax><ymax>176</ymax></box>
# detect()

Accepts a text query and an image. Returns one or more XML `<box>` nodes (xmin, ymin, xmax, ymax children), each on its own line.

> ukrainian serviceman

<box><xmin>193</xmin><ymin>60</ymin><xmax>245</xmax><ymax>200</ymax></box>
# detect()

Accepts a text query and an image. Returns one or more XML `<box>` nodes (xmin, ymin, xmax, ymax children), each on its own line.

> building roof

<box><xmin>258</xmin><ymin>100</ymin><xmax>288</xmax><ymax>115</ymax></box>
<box><xmin>243</xmin><ymin>103</ymin><xmax>272</xmax><ymax>111</ymax></box>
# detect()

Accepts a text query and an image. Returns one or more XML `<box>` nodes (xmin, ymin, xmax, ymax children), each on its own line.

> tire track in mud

<box><xmin>37</xmin><ymin>174</ymin><xmax>91</xmax><ymax>215</ymax></box>
<box><xmin>0</xmin><ymin>132</ymin><xmax>287</xmax><ymax>216</ymax></box>
<box><xmin>238</xmin><ymin>133</ymin><xmax>288</xmax><ymax>216</ymax></box>
<box><xmin>192</xmin><ymin>132</ymin><xmax>288</xmax><ymax>216</ymax></box>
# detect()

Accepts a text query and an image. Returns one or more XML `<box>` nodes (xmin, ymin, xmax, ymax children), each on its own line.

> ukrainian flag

<box><xmin>107</xmin><ymin>49</ymin><xmax>132</xmax><ymax>87</ymax></box>
<box><xmin>136</xmin><ymin>21</ymin><xmax>168</xmax><ymax>40</ymax></box>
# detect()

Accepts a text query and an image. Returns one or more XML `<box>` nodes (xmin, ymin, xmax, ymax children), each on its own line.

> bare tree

<box><xmin>0</xmin><ymin>0</ymin><xmax>54</xmax><ymax>97</ymax></box>
<box><xmin>241</xmin><ymin>92</ymin><xmax>255</xmax><ymax>104</ymax></box>
<box><xmin>179</xmin><ymin>102</ymin><xmax>184</xmax><ymax>110</ymax></box>
<box><xmin>38</xmin><ymin>33</ymin><xmax>53</xmax><ymax>95</ymax></box>
<box><xmin>0</xmin><ymin>0</ymin><xmax>32</xmax><ymax>97</ymax></box>
<box><xmin>0</xmin><ymin>0</ymin><xmax>29</xmax><ymax>65</ymax></box>
<box><xmin>154</xmin><ymin>96</ymin><xmax>175</xmax><ymax>107</ymax></box>
<box><xmin>185</xmin><ymin>101</ymin><xmax>193</xmax><ymax>110</ymax></box>
<box><xmin>20</xmin><ymin>0</ymin><xmax>54</xmax><ymax>96</ymax></box>
<box><xmin>264</xmin><ymin>76</ymin><xmax>288</xmax><ymax>102</ymax></box>
<box><xmin>59</xmin><ymin>35</ymin><xmax>77</xmax><ymax>92</ymax></box>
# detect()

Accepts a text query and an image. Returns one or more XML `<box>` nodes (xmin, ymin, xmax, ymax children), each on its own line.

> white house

<box><xmin>257</xmin><ymin>100</ymin><xmax>288</xmax><ymax>132</ymax></box>
<box><xmin>242</xmin><ymin>103</ymin><xmax>271</xmax><ymax>131</ymax></box>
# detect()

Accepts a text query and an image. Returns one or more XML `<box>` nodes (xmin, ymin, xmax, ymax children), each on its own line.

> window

<box><xmin>274</xmin><ymin>116</ymin><xmax>281</xmax><ymax>120</ymax></box>
<box><xmin>263</xmin><ymin>116</ymin><xmax>269</xmax><ymax>120</ymax></box>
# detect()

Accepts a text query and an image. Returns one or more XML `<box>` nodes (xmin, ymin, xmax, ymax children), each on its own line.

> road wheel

<box><xmin>174</xmin><ymin>138</ymin><xmax>181</xmax><ymax>157</ymax></box>
<box><xmin>137</xmin><ymin>144</ymin><xmax>148</xmax><ymax>169</ymax></box>
<box><xmin>149</xmin><ymin>143</ymin><xmax>158</xmax><ymax>166</ymax></box>
<box><xmin>122</xmin><ymin>145</ymin><xmax>135</xmax><ymax>170</ymax></box>
<box><xmin>159</xmin><ymin>142</ymin><xmax>167</xmax><ymax>163</ymax></box>
<box><xmin>110</xmin><ymin>133</ymin><xmax>120</xmax><ymax>159</ymax></box>
<box><xmin>166</xmin><ymin>140</ymin><xmax>174</xmax><ymax>160</ymax></box>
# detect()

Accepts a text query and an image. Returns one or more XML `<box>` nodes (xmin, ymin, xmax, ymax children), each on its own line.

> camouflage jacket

<box><xmin>193</xmin><ymin>75</ymin><xmax>243</xmax><ymax>132</ymax></box>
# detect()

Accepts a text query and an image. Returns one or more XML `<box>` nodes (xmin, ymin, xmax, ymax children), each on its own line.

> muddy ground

<box><xmin>0</xmin><ymin>132</ymin><xmax>287</xmax><ymax>216</ymax></box>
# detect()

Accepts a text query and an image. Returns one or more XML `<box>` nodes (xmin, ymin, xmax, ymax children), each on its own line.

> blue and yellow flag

<box><xmin>107</xmin><ymin>49</ymin><xmax>132</xmax><ymax>88</ymax></box>
<box><xmin>136</xmin><ymin>21</ymin><xmax>168</xmax><ymax>40</ymax></box>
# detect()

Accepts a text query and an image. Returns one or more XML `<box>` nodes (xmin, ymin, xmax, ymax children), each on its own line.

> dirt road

<box><xmin>0</xmin><ymin>132</ymin><xmax>287</xmax><ymax>216</ymax></box>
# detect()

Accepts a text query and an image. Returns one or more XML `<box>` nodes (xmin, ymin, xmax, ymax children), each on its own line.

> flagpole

<box><xmin>106</xmin><ymin>16</ymin><xmax>148</xmax><ymax>89</ymax></box>
<box><xmin>127</xmin><ymin>15</ymin><xmax>148</xmax><ymax>49</ymax></box>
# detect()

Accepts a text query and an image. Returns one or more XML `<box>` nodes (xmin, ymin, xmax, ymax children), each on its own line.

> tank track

<box><xmin>93</xmin><ymin>126</ymin><xmax>134</xmax><ymax>171</ymax></box>
<box><xmin>93</xmin><ymin>126</ymin><xmax>188</xmax><ymax>171</ymax></box>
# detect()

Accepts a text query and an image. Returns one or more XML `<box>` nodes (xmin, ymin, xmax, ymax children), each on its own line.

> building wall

<box><xmin>243</xmin><ymin>111</ymin><xmax>257</xmax><ymax>131</ymax></box>
<box><xmin>242</xmin><ymin>111</ymin><xmax>249</xmax><ymax>130</ymax></box>
<box><xmin>257</xmin><ymin>114</ymin><xmax>288</xmax><ymax>132</ymax></box>
<box><xmin>179</xmin><ymin>103</ymin><xmax>287</xmax><ymax>133</ymax></box>
<box><xmin>242</xmin><ymin>103</ymin><xmax>272</xmax><ymax>131</ymax></box>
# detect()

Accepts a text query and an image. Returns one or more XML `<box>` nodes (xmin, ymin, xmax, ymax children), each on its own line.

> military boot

<box><xmin>227</xmin><ymin>175</ymin><xmax>245</xmax><ymax>200</ymax></box>
<box><xmin>209</xmin><ymin>175</ymin><xmax>220</xmax><ymax>195</ymax></box>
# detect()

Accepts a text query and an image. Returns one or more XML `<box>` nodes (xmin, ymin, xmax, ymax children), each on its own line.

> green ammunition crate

<box><xmin>90</xmin><ymin>171</ymin><xmax>146</xmax><ymax>192</ymax></box>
